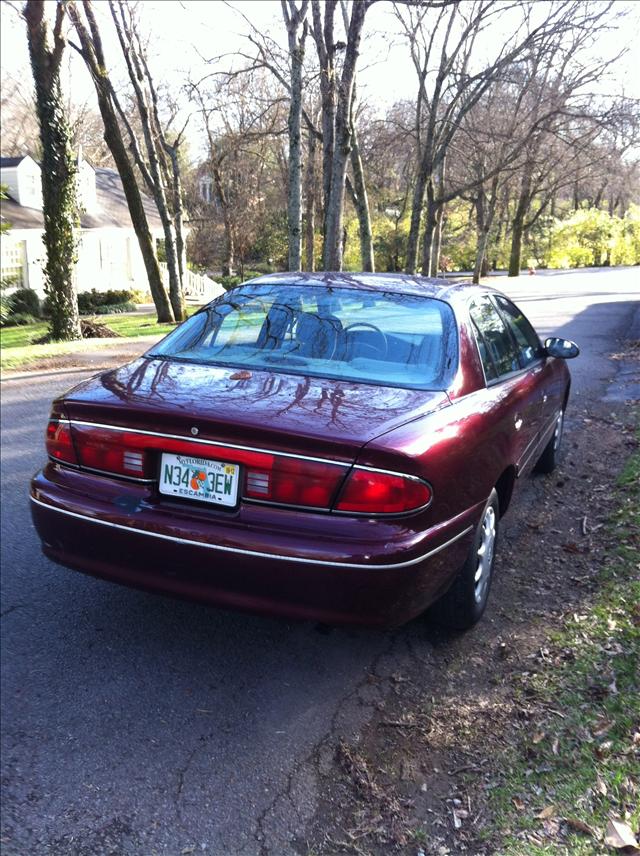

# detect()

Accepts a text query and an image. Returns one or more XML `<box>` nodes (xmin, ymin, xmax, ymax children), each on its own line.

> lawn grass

<box><xmin>486</xmin><ymin>424</ymin><xmax>640</xmax><ymax>854</ymax></box>
<box><xmin>0</xmin><ymin>312</ymin><xmax>179</xmax><ymax>350</ymax></box>
<box><xmin>0</xmin><ymin>310</ymin><xmax>203</xmax><ymax>371</ymax></box>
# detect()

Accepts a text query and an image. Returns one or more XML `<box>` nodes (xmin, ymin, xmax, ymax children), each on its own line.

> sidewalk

<box><xmin>1</xmin><ymin>335</ymin><xmax>160</xmax><ymax>381</ymax></box>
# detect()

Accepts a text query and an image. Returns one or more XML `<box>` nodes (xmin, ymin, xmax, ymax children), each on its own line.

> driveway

<box><xmin>1</xmin><ymin>267</ymin><xmax>638</xmax><ymax>856</ymax></box>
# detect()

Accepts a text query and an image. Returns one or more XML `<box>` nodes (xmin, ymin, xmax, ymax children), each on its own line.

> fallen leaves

<box><xmin>536</xmin><ymin>804</ymin><xmax>557</xmax><ymax>819</ymax></box>
<box><xmin>564</xmin><ymin>816</ymin><xmax>596</xmax><ymax>837</ymax></box>
<box><xmin>604</xmin><ymin>817</ymin><xmax>640</xmax><ymax>851</ymax></box>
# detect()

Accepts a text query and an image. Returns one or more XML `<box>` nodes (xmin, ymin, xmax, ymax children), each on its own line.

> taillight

<box><xmin>45</xmin><ymin>418</ymin><xmax>430</xmax><ymax>515</ymax></box>
<box><xmin>336</xmin><ymin>469</ymin><xmax>432</xmax><ymax>514</ymax></box>
<box><xmin>58</xmin><ymin>423</ymin><xmax>346</xmax><ymax>500</ymax></box>
<box><xmin>67</xmin><ymin>425</ymin><xmax>148</xmax><ymax>477</ymax></box>
<box><xmin>244</xmin><ymin>457</ymin><xmax>344</xmax><ymax>508</ymax></box>
<box><xmin>46</xmin><ymin>420</ymin><xmax>78</xmax><ymax>465</ymax></box>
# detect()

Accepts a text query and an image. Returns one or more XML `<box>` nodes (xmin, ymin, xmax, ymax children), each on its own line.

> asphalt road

<box><xmin>1</xmin><ymin>267</ymin><xmax>638</xmax><ymax>856</ymax></box>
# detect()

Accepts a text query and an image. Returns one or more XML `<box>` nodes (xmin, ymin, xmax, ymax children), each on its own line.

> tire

<box><xmin>535</xmin><ymin>408</ymin><xmax>565</xmax><ymax>474</ymax></box>
<box><xmin>430</xmin><ymin>489</ymin><xmax>499</xmax><ymax>631</ymax></box>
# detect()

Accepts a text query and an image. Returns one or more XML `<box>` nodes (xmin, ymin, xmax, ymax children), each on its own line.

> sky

<box><xmin>2</xmin><ymin>0</ymin><xmax>640</xmax><ymax>158</ymax></box>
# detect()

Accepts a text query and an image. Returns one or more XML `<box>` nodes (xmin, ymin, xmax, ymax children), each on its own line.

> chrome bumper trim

<box><xmin>30</xmin><ymin>496</ymin><xmax>473</xmax><ymax>571</ymax></box>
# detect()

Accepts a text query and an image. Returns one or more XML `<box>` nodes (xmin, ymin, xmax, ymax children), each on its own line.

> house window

<box><xmin>1</xmin><ymin>238</ymin><xmax>25</xmax><ymax>287</ymax></box>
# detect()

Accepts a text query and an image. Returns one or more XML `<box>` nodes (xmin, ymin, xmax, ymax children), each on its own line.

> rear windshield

<box><xmin>148</xmin><ymin>284</ymin><xmax>458</xmax><ymax>390</ymax></box>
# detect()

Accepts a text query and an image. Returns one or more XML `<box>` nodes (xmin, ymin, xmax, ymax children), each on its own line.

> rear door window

<box><xmin>494</xmin><ymin>296</ymin><xmax>542</xmax><ymax>368</ymax></box>
<box><xmin>469</xmin><ymin>297</ymin><xmax>520</xmax><ymax>381</ymax></box>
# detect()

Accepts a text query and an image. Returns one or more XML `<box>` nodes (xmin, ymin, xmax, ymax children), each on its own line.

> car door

<box><xmin>492</xmin><ymin>294</ymin><xmax>559</xmax><ymax>452</ymax></box>
<box><xmin>469</xmin><ymin>296</ymin><xmax>544</xmax><ymax>477</ymax></box>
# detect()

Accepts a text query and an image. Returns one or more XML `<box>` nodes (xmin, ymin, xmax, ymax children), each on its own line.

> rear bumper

<box><xmin>30</xmin><ymin>465</ymin><xmax>479</xmax><ymax>626</ymax></box>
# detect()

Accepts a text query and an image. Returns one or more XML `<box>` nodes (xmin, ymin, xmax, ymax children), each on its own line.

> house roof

<box><xmin>0</xmin><ymin>156</ymin><xmax>27</xmax><ymax>168</ymax></box>
<box><xmin>0</xmin><ymin>167</ymin><xmax>163</xmax><ymax>232</ymax></box>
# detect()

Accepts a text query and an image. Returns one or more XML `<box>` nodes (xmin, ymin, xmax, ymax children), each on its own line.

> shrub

<box><xmin>77</xmin><ymin>288</ymin><xmax>134</xmax><ymax>312</ymax></box>
<box><xmin>9</xmin><ymin>288</ymin><xmax>40</xmax><ymax>318</ymax></box>
<box><xmin>129</xmin><ymin>289</ymin><xmax>152</xmax><ymax>304</ymax></box>
<box><xmin>220</xmin><ymin>275</ymin><xmax>242</xmax><ymax>291</ymax></box>
<box><xmin>91</xmin><ymin>302</ymin><xmax>136</xmax><ymax>315</ymax></box>
<box><xmin>0</xmin><ymin>293</ymin><xmax>12</xmax><ymax>326</ymax></box>
<box><xmin>2</xmin><ymin>312</ymin><xmax>38</xmax><ymax>327</ymax></box>
<box><xmin>249</xmin><ymin>261</ymin><xmax>275</xmax><ymax>274</ymax></box>
<box><xmin>101</xmin><ymin>288</ymin><xmax>134</xmax><ymax>306</ymax></box>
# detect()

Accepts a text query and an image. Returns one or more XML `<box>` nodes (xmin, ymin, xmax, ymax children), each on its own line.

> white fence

<box><xmin>159</xmin><ymin>263</ymin><xmax>224</xmax><ymax>304</ymax></box>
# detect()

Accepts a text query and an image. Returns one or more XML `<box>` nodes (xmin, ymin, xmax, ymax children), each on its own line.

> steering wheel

<box><xmin>344</xmin><ymin>322</ymin><xmax>388</xmax><ymax>359</ymax></box>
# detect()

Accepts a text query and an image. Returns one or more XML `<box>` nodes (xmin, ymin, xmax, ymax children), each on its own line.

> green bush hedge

<box><xmin>9</xmin><ymin>288</ymin><xmax>41</xmax><ymax>318</ymax></box>
<box><xmin>77</xmin><ymin>289</ymin><xmax>134</xmax><ymax>312</ymax></box>
<box><xmin>2</xmin><ymin>312</ymin><xmax>38</xmax><ymax>327</ymax></box>
<box><xmin>219</xmin><ymin>271</ymin><xmax>266</xmax><ymax>291</ymax></box>
<box><xmin>90</xmin><ymin>302</ymin><xmax>137</xmax><ymax>315</ymax></box>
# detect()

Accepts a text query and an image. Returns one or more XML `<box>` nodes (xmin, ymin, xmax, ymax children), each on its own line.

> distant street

<box><xmin>1</xmin><ymin>267</ymin><xmax>638</xmax><ymax>856</ymax></box>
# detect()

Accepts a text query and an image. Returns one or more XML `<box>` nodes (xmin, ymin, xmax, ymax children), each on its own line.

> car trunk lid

<box><xmin>61</xmin><ymin>357</ymin><xmax>450</xmax><ymax>462</ymax></box>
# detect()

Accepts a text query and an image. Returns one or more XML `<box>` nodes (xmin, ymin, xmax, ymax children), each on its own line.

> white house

<box><xmin>0</xmin><ymin>153</ymin><xmax>165</xmax><ymax>299</ymax></box>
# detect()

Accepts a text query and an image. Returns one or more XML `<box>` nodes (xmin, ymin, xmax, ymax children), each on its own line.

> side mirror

<box><xmin>544</xmin><ymin>337</ymin><xmax>580</xmax><ymax>359</ymax></box>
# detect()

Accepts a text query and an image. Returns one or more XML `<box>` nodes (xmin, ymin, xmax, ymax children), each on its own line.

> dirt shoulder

<box><xmin>300</xmin><ymin>357</ymin><xmax>639</xmax><ymax>855</ymax></box>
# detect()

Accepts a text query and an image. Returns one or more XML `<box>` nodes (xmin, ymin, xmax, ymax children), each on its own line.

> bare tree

<box><xmin>66</xmin><ymin>0</ymin><xmax>173</xmax><ymax>322</ymax></box>
<box><xmin>189</xmin><ymin>68</ymin><xmax>288</xmax><ymax>276</ymax></box>
<box><xmin>395</xmin><ymin>0</ymin><xmax>597</xmax><ymax>276</ymax></box>
<box><xmin>504</xmin><ymin>3</ymin><xmax>622</xmax><ymax>275</ymax></box>
<box><xmin>109</xmin><ymin>0</ymin><xmax>187</xmax><ymax>320</ymax></box>
<box><xmin>311</xmin><ymin>0</ymin><xmax>372</xmax><ymax>270</ymax></box>
<box><xmin>281</xmin><ymin>0</ymin><xmax>309</xmax><ymax>271</ymax></box>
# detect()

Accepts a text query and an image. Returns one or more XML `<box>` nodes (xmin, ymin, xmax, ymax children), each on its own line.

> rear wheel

<box><xmin>535</xmin><ymin>408</ymin><xmax>564</xmax><ymax>474</ymax></box>
<box><xmin>430</xmin><ymin>489</ymin><xmax>499</xmax><ymax>631</ymax></box>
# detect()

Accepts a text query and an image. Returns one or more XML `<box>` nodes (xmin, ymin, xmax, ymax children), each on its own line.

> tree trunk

<box><xmin>282</xmin><ymin>2</ymin><xmax>308</xmax><ymax>271</ymax></box>
<box><xmin>349</xmin><ymin>122</ymin><xmax>374</xmax><ymax>272</ymax></box>
<box><xmin>573</xmin><ymin>182</ymin><xmax>580</xmax><ymax>211</ymax></box>
<box><xmin>421</xmin><ymin>178</ymin><xmax>438</xmax><ymax>277</ymax></box>
<box><xmin>319</xmin><ymin>0</ymin><xmax>367</xmax><ymax>270</ymax></box>
<box><xmin>431</xmin><ymin>202</ymin><xmax>444</xmax><ymax>277</ymax></box>
<box><xmin>167</xmin><ymin>146</ymin><xmax>187</xmax><ymax>285</ymax></box>
<box><xmin>25</xmin><ymin>0</ymin><xmax>82</xmax><ymax>341</ymax></box>
<box><xmin>473</xmin><ymin>229</ymin><xmax>491</xmax><ymax>285</ymax></box>
<box><xmin>322</xmin><ymin>108</ymin><xmax>350</xmax><ymax>270</ymax></box>
<box><xmin>304</xmin><ymin>130</ymin><xmax>316</xmax><ymax>271</ymax></box>
<box><xmin>67</xmin><ymin>0</ymin><xmax>173</xmax><ymax>322</ymax></box>
<box><xmin>508</xmin><ymin>165</ymin><xmax>533</xmax><ymax>278</ymax></box>
<box><xmin>212</xmin><ymin>160</ymin><xmax>235</xmax><ymax>277</ymax></box>
<box><xmin>473</xmin><ymin>175</ymin><xmax>499</xmax><ymax>284</ymax></box>
<box><xmin>405</xmin><ymin>155</ymin><xmax>430</xmax><ymax>274</ymax></box>
<box><xmin>429</xmin><ymin>157</ymin><xmax>446</xmax><ymax>277</ymax></box>
<box><xmin>311</xmin><ymin>0</ymin><xmax>336</xmax><ymax>233</ymax></box>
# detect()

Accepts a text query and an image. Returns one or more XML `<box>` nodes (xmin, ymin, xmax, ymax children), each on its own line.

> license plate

<box><xmin>159</xmin><ymin>453</ymin><xmax>239</xmax><ymax>507</ymax></box>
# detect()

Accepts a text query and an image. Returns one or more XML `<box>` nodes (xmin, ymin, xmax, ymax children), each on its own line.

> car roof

<box><xmin>240</xmin><ymin>271</ymin><xmax>491</xmax><ymax>303</ymax></box>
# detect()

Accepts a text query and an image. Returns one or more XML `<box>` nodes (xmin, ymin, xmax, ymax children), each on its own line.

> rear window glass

<box><xmin>148</xmin><ymin>284</ymin><xmax>458</xmax><ymax>390</ymax></box>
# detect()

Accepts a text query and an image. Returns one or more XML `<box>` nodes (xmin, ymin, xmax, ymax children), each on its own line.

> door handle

<box><xmin>515</xmin><ymin>414</ymin><xmax>523</xmax><ymax>431</ymax></box>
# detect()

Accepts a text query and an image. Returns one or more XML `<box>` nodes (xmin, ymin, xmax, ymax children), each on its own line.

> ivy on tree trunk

<box><xmin>25</xmin><ymin>0</ymin><xmax>81</xmax><ymax>342</ymax></box>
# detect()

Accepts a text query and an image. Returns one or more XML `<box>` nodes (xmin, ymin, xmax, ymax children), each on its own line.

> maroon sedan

<box><xmin>30</xmin><ymin>273</ymin><xmax>578</xmax><ymax>628</ymax></box>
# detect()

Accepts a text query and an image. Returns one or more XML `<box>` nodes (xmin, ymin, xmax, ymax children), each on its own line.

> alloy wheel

<box><xmin>474</xmin><ymin>506</ymin><xmax>496</xmax><ymax>604</ymax></box>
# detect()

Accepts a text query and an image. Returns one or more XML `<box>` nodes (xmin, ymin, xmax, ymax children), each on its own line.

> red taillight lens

<box><xmin>46</xmin><ymin>420</ymin><xmax>78</xmax><ymax>464</ymax></box>
<box><xmin>70</xmin><ymin>425</ymin><xmax>149</xmax><ymax>477</ymax></box>
<box><xmin>336</xmin><ymin>469</ymin><xmax>432</xmax><ymax>514</ymax></box>
<box><xmin>244</xmin><ymin>457</ymin><xmax>344</xmax><ymax>508</ymax></box>
<box><xmin>63</xmin><ymin>423</ymin><xmax>346</xmax><ymax>503</ymax></box>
